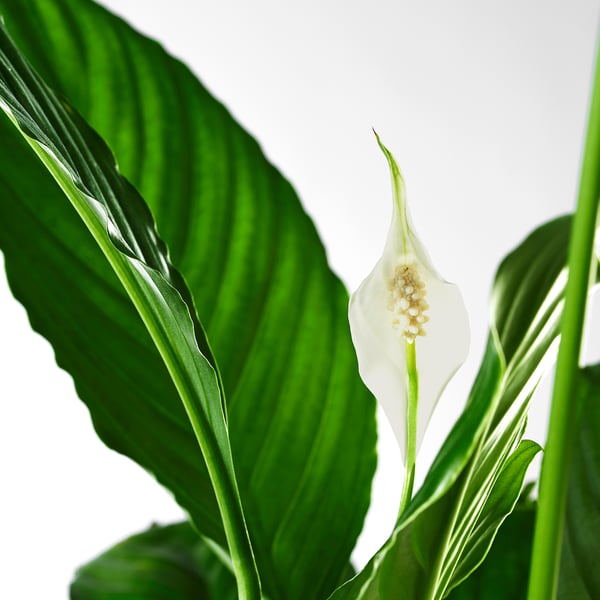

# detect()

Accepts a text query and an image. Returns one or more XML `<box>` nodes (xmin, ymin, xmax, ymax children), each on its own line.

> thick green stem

<box><xmin>527</xmin><ymin>36</ymin><xmax>600</xmax><ymax>600</ymax></box>
<box><xmin>399</xmin><ymin>340</ymin><xmax>419</xmax><ymax>517</ymax></box>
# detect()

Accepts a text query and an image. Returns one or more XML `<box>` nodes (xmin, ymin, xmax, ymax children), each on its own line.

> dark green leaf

<box><xmin>558</xmin><ymin>364</ymin><xmax>600</xmax><ymax>599</ymax></box>
<box><xmin>70</xmin><ymin>522</ymin><xmax>237</xmax><ymax>600</ymax></box>
<box><xmin>491</xmin><ymin>216</ymin><xmax>569</xmax><ymax>365</ymax></box>
<box><xmin>448</xmin><ymin>505</ymin><xmax>535</xmax><ymax>600</ymax></box>
<box><xmin>0</xmin><ymin>13</ymin><xmax>259</xmax><ymax>595</ymax></box>
<box><xmin>0</xmin><ymin>1</ymin><xmax>376</xmax><ymax>597</ymax></box>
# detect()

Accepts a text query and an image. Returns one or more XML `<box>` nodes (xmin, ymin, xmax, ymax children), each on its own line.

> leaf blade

<box><xmin>0</xmin><ymin>18</ymin><xmax>261</xmax><ymax>598</ymax></box>
<box><xmin>0</xmin><ymin>1</ymin><xmax>377</xmax><ymax>597</ymax></box>
<box><xmin>558</xmin><ymin>364</ymin><xmax>600</xmax><ymax>599</ymax></box>
<box><xmin>70</xmin><ymin>522</ymin><xmax>237</xmax><ymax>600</ymax></box>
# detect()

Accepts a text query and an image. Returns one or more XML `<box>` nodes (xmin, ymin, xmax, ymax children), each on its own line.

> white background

<box><xmin>1</xmin><ymin>0</ymin><xmax>600</xmax><ymax>597</ymax></box>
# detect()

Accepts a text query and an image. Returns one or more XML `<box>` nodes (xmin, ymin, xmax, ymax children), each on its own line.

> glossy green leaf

<box><xmin>0</xmin><ymin>1</ymin><xmax>376</xmax><ymax>598</ymax></box>
<box><xmin>70</xmin><ymin>522</ymin><xmax>237</xmax><ymax>600</ymax></box>
<box><xmin>558</xmin><ymin>364</ymin><xmax>600</xmax><ymax>599</ymax></box>
<box><xmin>329</xmin><ymin>216</ymin><xmax>581</xmax><ymax>599</ymax></box>
<box><xmin>0</xmin><ymin>17</ymin><xmax>261</xmax><ymax>598</ymax></box>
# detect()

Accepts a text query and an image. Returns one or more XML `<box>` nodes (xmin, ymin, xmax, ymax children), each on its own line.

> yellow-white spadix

<box><xmin>348</xmin><ymin>135</ymin><xmax>469</xmax><ymax>465</ymax></box>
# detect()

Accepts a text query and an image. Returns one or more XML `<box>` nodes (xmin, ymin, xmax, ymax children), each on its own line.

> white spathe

<box><xmin>349</xmin><ymin>136</ymin><xmax>470</xmax><ymax>462</ymax></box>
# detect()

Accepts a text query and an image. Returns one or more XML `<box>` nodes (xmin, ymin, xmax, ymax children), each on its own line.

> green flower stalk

<box><xmin>348</xmin><ymin>134</ymin><xmax>469</xmax><ymax>513</ymax></box>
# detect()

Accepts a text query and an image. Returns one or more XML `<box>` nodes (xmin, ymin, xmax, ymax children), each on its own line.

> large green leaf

<box><xmin>70</xmin><ymin>522</ymin><xmax>237</xmax><ymax>600</ymax></box>
<box><xmin>0</xmin><ymin>15</ymin><xmax>260</xmax><ymax>598</ymax></box>
<box><xmin>558</xmin><ymin>364</ymin><xmax>600</xmax><ymax>599</ymax></box>
<box><xmin>328</xmin><ymin>216</ymin><xmax>579</xmax><ymax>599</ymax></box>
<box><xmin>0</xmin><ymin>1</ymin><xmax>376</xmax><ymax>598</ymax></box>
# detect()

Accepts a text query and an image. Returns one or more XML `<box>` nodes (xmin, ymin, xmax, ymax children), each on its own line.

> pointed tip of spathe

<box><xmin>371</xmin><ymin>131</ymin><xmax>403</xmax><ymax>179</ymax></box>
<box><xmin>371</xmin><ymin>132</ymin><xmax>407</xmax><ymax>224</ymax></box>
<box><xmin>372</xmin><ymin>128</ymin><xmax>388</xmax><ymax>157</ymax></box>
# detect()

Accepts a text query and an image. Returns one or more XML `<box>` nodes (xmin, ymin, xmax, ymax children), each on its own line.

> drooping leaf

<box><xmin>0</xmin><ymin>1</ymin><xmax>376</xmax><ymax>598</ymax></box>
<box><xmin>70</xmin><ymin>522</ymin><xmax>237</xmax><ymax>600</ymax></box>
<box><xmin>329</xmin><ymin>216</ymin><xmax>583</xmax><ymax>599</ymax></box>
<box><xmin>558</xmin><ymin>364</ymin><xmax>600</xmax><ymax>599</ymax></box>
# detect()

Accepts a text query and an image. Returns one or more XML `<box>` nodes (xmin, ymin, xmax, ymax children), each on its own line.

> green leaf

<box><xmin>447</xmin><ymin>505</ymin><xmax>535</xmax><ymax>600</ymax></box>
<box><xmin>0</xmin><ymin>15</ymin><xmax>260</xmax><ymax>598</ymax></box>
<box><xmin>447</xmin><ymin>364</ymin><xmax>600</xmax><ymax>600</ymax></box>
<box><xmin>328</xmin><ymin>216</ymin><xmax>577</xmax><ymax>599</ymax></box>
<box><xmin>445</xmin><ymin>441</ymin><xmax>540</xmax><ymax>594</ymax></box>
<box><xmin>447</xmin><ymin>363</ymin><xmax>600</xmax><ymax>600</ymax></box>
<box><xmin>70</xmin><ymin>522</ymin><xmax>237</xmax><ymax>600</ymax></box>
<box><xmin>0</xmin><ymin>1</ymin><xmax>376</xmax><ymax>598</ymax></box>
<box><xmin>558</xmin><ymin>364</ymin><xmax>600</xmax><ymax>599</ymax></box>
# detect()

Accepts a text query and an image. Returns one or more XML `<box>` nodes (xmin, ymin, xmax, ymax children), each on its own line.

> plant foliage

<box><xmin>0</xmin><ymin>1</ymin><xmax>597</xmax><ymax>598</ymax></box>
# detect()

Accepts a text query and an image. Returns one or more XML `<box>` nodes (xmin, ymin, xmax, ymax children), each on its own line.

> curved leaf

<box><xmin>70</xmin><ymin>522</ymin><xmax>237</xmax><ymax>600</ymax></box>
<box><xmin>445</xmin><ymin>440</ymin><xmax>540</xmax><ymax>594</ymax></box>
<box><xmin>446</xmin><ymin>364</ymin><xmax>600</xmax><ymax>600</ymax></box>
<box><xmin>0</xmin><ymin>19</ymin><xmax>260</xmax><ymax>598</ymax></box>
<box><xmin>0</xmin><ymin>1</ymin><xmax>376</xmax><ymax>598</ymax></box>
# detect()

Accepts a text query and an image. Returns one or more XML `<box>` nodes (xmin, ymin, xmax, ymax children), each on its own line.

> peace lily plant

<box><xmin>0</xmin><ymin>2</ymin><xmax>599</xmax><ymax>599</ymax></box>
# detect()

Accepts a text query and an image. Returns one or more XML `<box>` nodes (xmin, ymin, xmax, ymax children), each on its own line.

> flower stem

<box><xmin>399</xmin><ymin>340</ymin><xmax>419</xmax><ymax>517</ymax></box>
<box><xmin>527</xmin><ymin>35</ymin><xmax>600</xmax><ymax>600</ymax></box>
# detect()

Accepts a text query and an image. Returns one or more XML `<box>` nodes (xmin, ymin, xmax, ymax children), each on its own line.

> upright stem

<box><xmin>527</xmin><ymin>36</ymin><xmax>600</xmax><ymax>600</ymax></box>
<box><xmin>399</xmin><ymin>340</ymin><xmax>419</xmax><ymax>517</ymax></box>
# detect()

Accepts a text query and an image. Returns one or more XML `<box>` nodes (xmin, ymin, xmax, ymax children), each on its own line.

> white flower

<box><xmin>349</xmin><ymin>134</ymin><xmax>469</xmax><ymax>464</ymax></box>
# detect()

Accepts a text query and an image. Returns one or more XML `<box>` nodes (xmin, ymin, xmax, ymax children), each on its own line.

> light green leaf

<box><xmin>447</xmin><ymin>363</ymin><xmax>600</xmax><ymax>600</ymax></box>
<box><xmin>329</xmin><ymin>216</ymin><xmax>579</xmax><ymax>599</ymax></box>
<box><xmin>446</xmin><ymin>364</ymin><xmax>600</xmax><ymax>600</ymax></box>
<box><xmin>70</xmin><ymin>522</ymin><xmax>237</xmax><ymax>600</ymax></box>
<box><xmin>445</xmin><ymin>441</ymin><xmax>540</xmax><ymax>594</ymax></box>
<box><xmin>0</xmin><ymin>1</ymin><xmax>376</xmax><ymax>598</ymax></box>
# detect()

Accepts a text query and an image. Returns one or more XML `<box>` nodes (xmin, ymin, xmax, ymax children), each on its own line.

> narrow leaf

<box><xmin>446</xmin><ymin>440</ymin><xmax>541</xmax><ymax>594</ymax></box>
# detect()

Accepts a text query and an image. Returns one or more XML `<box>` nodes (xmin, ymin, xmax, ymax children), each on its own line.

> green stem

<box><xmin>527</xmin><ymin>37</ymin><xmax>600</xmax><ymax>600</ymax></box>
<box><xmin>399</xmin><ymin>340</ymin><xmax>419</xmax><ymax>517</ymax></box>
